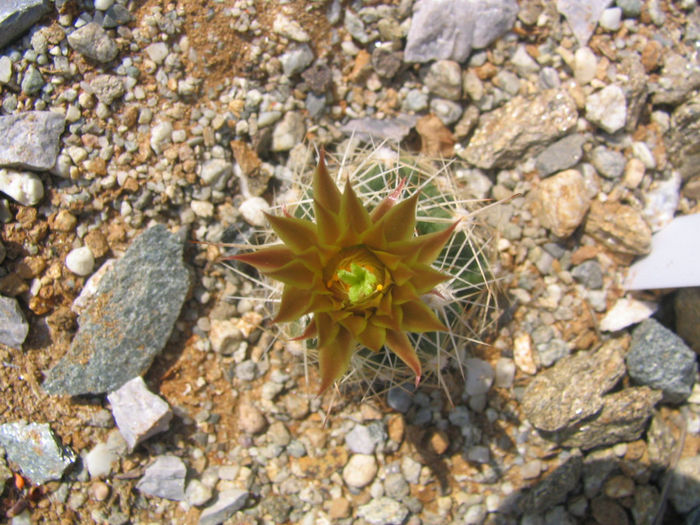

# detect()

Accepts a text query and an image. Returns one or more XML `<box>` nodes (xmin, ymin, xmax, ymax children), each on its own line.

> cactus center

<box><xmin>325</xmin><ymin>246</ymin><xmax>386</xmax><ymax>306</ymax></box>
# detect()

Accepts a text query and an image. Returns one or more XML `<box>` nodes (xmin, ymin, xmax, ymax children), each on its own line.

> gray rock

<box><xmin>616</xmin><ymin>0</ymin><xmax>642</xmax><ymax>17</ymax></box>
<box><xmin>301</xmin><ymin>63</ymin><xmax>332</xmax><ymax>94</ymax></box>
<box><xmin>198</xmin><ymin>489</ymin><xmax>248</xmax><ymax>525</ymax></box>
<box><xmin>0</xmin><ymin>421</ymin><xmax>76</xmax><ymax>484</ymax></box>
<box><xmin>20</xmin><ymin>65</ymin><xmax>43</xmax><ymax>95</ymax></box>
<box><xmin>557</xmin><ymin>0</ymin><xmax>613</xmax><ymax>47</ymax></box>
<box><xmin>461</xmin><ymin>89</ymin><xmax>578</xmax><ymax>169</ymax></box>
<box><xmin>136</xmin><ymin>455</ymin><xmax>186</xmax><ymax>501</ymax></box>
<box><xmin>571</xmin><ymin>260</ymin><xmax>604</xmax><ymax>289</ymax></box>
<box><xmin>345</xmin><ymin>422</ymin><xmax>387</xmax><ymax>455</ymax></box>
<box><xmin>651</xmin><ymin>53</ymin><xmax>700</xmax><ymax>106</ymax></box>
<box><xmin>465</xmin><ymin>358</ymin><xmax>494</xmax><ymax>396</ymax></box>
<box><xmin>404</xmin><ymin>89</ymin><xmax>429</xmax><ymax>112</ymax></box>
<box><xmin>586</xmin><ymin>84</ymin><xmax>627</xmax><ymax>134</ymax></box>
<box><xmin>590</xmin><ymin>146</ymin><xmax>625</xmax><ymax>179</ymax></box>
<box><xmin>144</xmin><ymin>42</ymin><xmax>169</xmax><ymax>64</ymax></box>
<box><xmin>429</xmin><ymin>98</ymin><xmax>463</xmax><ymax>125</ymax></box>
<box><xmin>668</xmin><ymin>456</ymin><xmax>700</xmax><ymax>514</ymax></box>
<box><xmin>0</xmin><ymin>56</ymin><xmax>12</xmax><ymax>85</ymax></box>
<box><xmin>67</xmin><ymin>22</ymin><xmax>119</xmax><ymax>63</ymax></box>
<box><xmin>676</xmin><ymin>288</ymin><xmax>700</xmax><ymax>354</ymax></box>
<box><xmin>404</xmin><ymin>0</ymin><xmax>518</xmax><ymax>63</ymax></box>
<box><xmin>423</xmin><ymin>60</ymin><xmax>462</xmax><ymax>100</ymax></box>
<box><xmin>357</xmin><ymin>497</ymin><xmax>410</xmax><ymax>525</ymax></box>
<box><xmin>272</xmin><ymin>13</ymin><xmax>310</xmax><ymax>42</ymax></box>
<box><xmin>271</xmin><ymin>111</ymin><xmax>306</xmax><ymax>152</ymax></box>
<box><xmin>387</xmin><ymin>384</ymin><xmax>414</xmax><ymax>413</ymax></box>
<box><xmin>344</xmin><ymin>8</ymin><xmax>369</xmax><ymax>44</ymax></box>
<box><xmin>371</xmin><ymin>47</ymin><xmax>402</xmax><ymax>79</ymax></box>
<box><xmin>519</xmin><ymin>451</ymin><xmax>582</xmax><ymax>514</ymax></box>
<box><xmin>103</xmin><ymin>4</ymin><xmax>133</xmax><ymax>28</ymax></box>
<box><xmin>522</xmin><ymin>340</ymin><xmax>626</xmax><ymax>432</ymax></box>
<box><xmin>43</xmin><ymin>225</ymin><xmax>191</xmax><ymax>395</ymax></box>
<box><xmin>341</xmin><ymin>115</ymin><xmax>418</xmax><ymax>142</ymax></box>
<box><xmin>84</xmin><ymin>74</ymin><xmax>125</xmax><ymax>105</ymax></box>
<box><xmin>200</xmin><ymin>158</ymin><xmax>232</xmax><ymax>186</ymax></box>
<box><xmin>0</xmin><ymin>169</ymin><xmax>44</xmax><ymax>206</ymax></box>
<box><xmin>279</xmin><ymin>44</ymin><xmax>313</xmax><ymax>76</ymax></box>
<box><xmin>556</xmin><ymin>387</ymin><xmax>661</xmax><ymax>449</ymax></box>
<box><xmin>0</xmin><ymin>111</ymin><xmax>65</xmax><ymax>170</ymax></box>
<box><xmin>305</xmin><ymin>92</ymin><xmax>326</xmax><ymax>118</ymax></box>
<box><xmin>107</xmin><ymin>376</ymin><xmax>173</xmax><ymax>452</ymax></box>
<box><xmin>627</xmin><ymin>319</ymin><xmax>697</xmax><ymax>403</ymax></box>
<box><xmin>0</xmin><ymin>295</ymin><xmax>28</xmax><ymax>348</ymax></box>
<box><xmin>535</xmin><ymin>134</ymin><xmax>586</xmax><ymax>176</ymax></box>
<box><xmin>0</xmin><ymin>0</ymin><xmax>50</xmax><ymax>50</ymax></box>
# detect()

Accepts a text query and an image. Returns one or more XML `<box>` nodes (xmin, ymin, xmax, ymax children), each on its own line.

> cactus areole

<box><xmin>231</xmin><ymin>152</ymin><xmax>459</xmax><ymax>393</ymax></box>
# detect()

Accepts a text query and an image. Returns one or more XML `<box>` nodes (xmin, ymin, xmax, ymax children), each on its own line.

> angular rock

<box><xmin>422</xmin><ymin>60</ymin><xmax>462</xmax><ymax>100</ymax></box>
<box><xmin>0</xmin><ymin>0</ymin><xmax>50</xmax><ymax>50</ymax></box>
<box><xmin>404</xmin><ymin>0</ymin><xmax>518</xmax><ymax>63</ymax></box>
<box><xmin>627</xmin><ymin>319</ymin><xmax>697</xmax><ymax>403</ymax></box>
<box><xmin>650</xmin><ymin>53</ymin><xmax>700</xmax><ymax>106</ymax></box>
<box><xmin>557</xmin><ymin>0</ymin><xmax>613</xmax><ymax>46</ymax></box>
<box><xmin>371</xmin><ymin>47</ymin><xmax>402</xmax><ymax>79</ymax></box>
<box><xmin>519</xmin><ymin>451</ymin><xmax>582</xmax><ymax>514</ymax></box>
<box><xmin>136</xmin><ymin>455</ymin><xmax>186</xmax><ymax>501</ymax></box>
<box><xmin>0</xmin><ymin>111</ymin><xmax>65</xmax><ymax>170</ymax></box>
<box><xmin>279</xmin><ymin>44</ymin><xmax>313</xmax><ymax>77</ymax></box>
<box><xmin>0</xmin><ymin>422</ymin><xmax>76</xmax><ymax>484</ymax></box>
<box><xmin>43</xmin><ymin>225</ymin><xmax>191</xmax><ymax>395</ymax></box>
<box><xmin>676</xmin><ymin>288</ymin><xmax>700</xmax><ymax>354</ymax></box>
<box><xmin>199</xmin><ymin>489</ymin><xmax>248</xmax><ymax>525</ymax></box>
<box><xmin>67</xmin><ymin>22</ymin><xmax>118</xmax><ymax>63</ymax></box>
<box><xmin>341</xmin><ymin>115</ymin><xmax>418</xmax><ymax>143</ymax></box>
<box><xmin>522</xmin><ymin>339</ymin><xmax>626</xmax><ymax>433</ymax></box>
<box><xmin>271</xmin><ymin>111</ymin><xmax>306</xmax><ymax>152</ymax></box>
<box><xmin>599</xmin><ymin>298</ymin><xmax>657</xmax><ymax>332</ymax></box>
<box><xmin>535</xmin><ymin>169</ymin><xmax>591</xmax><ymax>238</ymax></box>
<box><xmin>272</xmin><ymin>13</ymin><xmax>310</xmax><ymax>42</ymax></box>
<box><xmin>666</xmin><ymin>93</ymin><xmax>700</xmax><ymax>182</ymax></box>
<box><xmin>0</xmin><ymin>295</ymin><xmax>29</xmax><ymax>348</ymax></box>
<box><xmin>345</xmin><ymin>422</ymin><xmax>387</xmax><ymax>455</ymax></box>
<box><xmin>667</xmin><ymin>456</ymin><xmax>700</xmax><ymax>514</ymax></box>
<box><xmin>535</xmin><ymin>134</ymin><xmax>585</xmax><ymax>176</ymax></box>
<box><xmin>83</xmin><ymin>74</ymin><xmax>125</xmax><ymax>105</ymax></box>
<box><xmin>590</xmin><ymin>146</ymin><xmax>625</xmax><ymax>179</ymax></box>
<box><xmin>107</xmin><ymin>376</ymin><xmax>173</xmax><ymax>451</ymax></box>
<box><xmin>586</xmin><ymin>85</ymin><xmax>627</xmax><ymax>134</ymax></box>
<box><xmin>461</xmin><ymin>89</ymin><xmax>578</xmax><ymax>169</ymax></box>
<box><xmin>357</xmin><ymin>497</ymin><xmax>410</xmax><ymax>525</ymax></box>
<box><xmin>103</xmin><ymin>4</ymin><xmax>132</xmax><ymax>28</ymax></box>
<box><xmin>0</xmin><ymin>169</ymin><xmax>44</xmax><ymax>206</ymax></box>
<box><xmin>556</xmin><ymin>387</ymin><xmax>661</xmax><ymax>449</ymax></box>
<box><xmin>584</xmin><ymin>201</ymin><xmax>652</xmax><ymax>256</ymax></box>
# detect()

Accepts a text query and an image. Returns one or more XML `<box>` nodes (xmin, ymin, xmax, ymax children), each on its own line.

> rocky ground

<box><xmin>1</xmin><ymin>0</ymin><xmax>700</xmax><ymax>524</ymax></box>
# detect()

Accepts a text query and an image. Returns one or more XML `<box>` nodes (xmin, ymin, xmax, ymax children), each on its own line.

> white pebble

<box><xmin>599</xmin><ymin>7</ymin><xmax>622</xmax><ymax>31</ymax></box>
<box><xmin>0</xmin><ymin>169</ymin><xmax>44</xmax><ymax>206</ymax></box>
<box><xmin>586</xmin><ymin>84</ymin><xmax>627</xmax><ymax>134</ymax></box>
<box><xmin>65</xmin><ymin>246</ymin><xmax>95</xmax><ymax>276</ymax></box>
<box><xmin>144</xmin><ymin>42</ymin><xmax>169</xmax><ymax>65</ymax></box>
<box><xmin>239</xmin><ymin>196</ymin><xmax>270</xmax><ymax>227</ymax></box>
<box><xmin>342</xmin><ymin>454</ymin><xmax>377</xmax><ymax>488</ymax></box>
<box><xmin>150</xmin><ymin>121</ymin><xmax>173</xmax><ymax>153</ymax></box>
<box><xmin>94</xmin><ymin>0</ymin><xmax>115</xmax><ymax>10</ymax></box>
<box><xmin>86</xmin><ymin>443</ymin><xmax>117</xmax><ymax>478</ymax></box>
<box><xmin>574</xmin><ymin>47</ymin><xmax>597</xmax><ymax>85</ymax></box>
<box><xmin>191</xmin><ymin>200</ymin><xmax>214</xmax><ymax>218</ymax></box>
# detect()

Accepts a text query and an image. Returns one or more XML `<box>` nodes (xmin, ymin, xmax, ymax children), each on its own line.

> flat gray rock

<box><xmin>0</xmin><ymin>0</ymin><xmax>50</xmax><ymax>50</ymax></box>
<box><xmin>460</xmin><ymin>89</ymin><xmax>578</xmax><ymax>169</ymax></box>
<box><xmin>341</xmin><ymin>115</ymin><xmax>418</xmax><ymax>142</ymax></box>
<box><xmin>535</xmin><ymin>134</ymin><xmax>585</xmax><ymax>177</ymax></box>
<box><xmin>67</xmin><ymin>22</ymin><xmax>118</xmax><ymax>63</ymax></box>
<box><xmin>0</xmin><ymin>111</ymin><xmax>65</xmax><ymax>170</ymax></box>
<box><xmin>199</xmin><ymin>489</ymin><xmax>249</xmax><ymax>525</ymax></box>
<box><xmin>43</xmin><ymin>225</ymin><xmax>191</xmax><ymax>395</ymax></box>
<box><xmin>0</xmin><ymin>421</ymin><xmax>76</xmax><ymax>484</ymax></box>
<box><xmin>136</xmin><ymin>455</ymin><xmax>186</xmax><ymax>501</ymax></box>
<box><xmin>0</xmin><ymin>294</ymin><xmax>29</xmax><ymax>348</ymax></box>
<box><xmin>557</xmin><ymin>0</ymin><xmax>612</xmax><ymax>47</ymax></box>
<box><xmin>627</xmin><ymin>318</ymin><xmax>697</xmax><ymax>403</ymax></box>
<box><xmin>404</xmin><ymin>0</ymin><xmax>518</xmax><ymax>63</ymax></box>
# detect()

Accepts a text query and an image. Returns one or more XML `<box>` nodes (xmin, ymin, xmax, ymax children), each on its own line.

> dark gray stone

<box><xmin>20</xmin><ymin>64</ymin><xmax>43</xmax><ymax>95</ymax></box>
<box><xmin>103</xmin><ymin>4</ymin><xmax>133</xmax><ymax>28</ymax></box>
<box><xmin>627</xmin><ymin>319</ymin><xmax>697</xmax><ymax>403</ymax></box>
<box><xmin>67</xmin><ymin>22</ymin><xmax>118</xmax><ymax>63</ymax></box>
<box><xmin>676</xmin><ymin>288</ymin><xmax>700</xmax><ymax>354</ymax></box>
<box><xmin>136</xmin><ymin>455</ymin><xmax>186</xmax><ymax>501</ymax></box>
<box><xmin>43</xmin><ymin>225</ymin><xmax>191</xmax><ymax>395</ymax></box>
<box><xmin>0</xmin><ymin>111</ymin><xmax>65</xmax><ymax>170</ymax></box>
<box><xmin>341</xmin><ymin>115</ymin><xmax>419</xmax><ymax>142</ymax></box>
<box><xmin>0</xmin><ymin>421</ymin><xmax>76</xmax><ymax>484</ymax></box>
<box><xmin>199</xmin><ymin>489</ymin><xmax>249</xmax><ymax>525</ymax></box>
<box><xmin>571</xmin><ymin>260</ymin><xmax>604</xmax><ymax>289</ymax></box>
<box><xmin>404</xmin><ymin>0</ymin><xmax>518</xmax><ymax>63</ymax></box>
<box><xmin>519</xmin><ymin>451</ymin><xmax>582</xmax><ymax>514</ymax></box>
<box><xmin>668</xmin><ymin>456</ymin><xmax>700</xmax><ymax>514</ymax></box>
<box><xmin>535</xmin><ymin>134</ymin><xmax>586</xmax><ymax>176</ymax></box>
<box><xmin>387</xmin><ymin>384</ymin><xmax>414</xmax><ymax>413</ymax></box>
<box><xmin>371</xmin><ymin>47</ymin><xmax>402</xmax><ymax>79</ymax></box>
<box><xmin>0</xmin><ymin>0</ymin><xmax>50</xmax><ymax>50</ymax></box>
<box><xmin>0</xmin><ymin>295</ymin><xmax>29</xmax><ymax>348</ymax></box>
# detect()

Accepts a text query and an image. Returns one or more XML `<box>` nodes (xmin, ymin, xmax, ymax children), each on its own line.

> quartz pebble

<box><xmin>0</xmin><ymin>295</ymin><xmax>29</xmax><ymax>348</ymax></box>
<box><xmin>65</xmin><ymin>246</ymin><xmax>95</xmax><ymax>276</ymax></box>
<box><xmin>586</xmin><ymin>85</ymin><xmax>627</xmax><ymax>134</ymax></box>
<box><xmin>342</xmin><ymin>454</ymin><xmax>377</xmax><ymax>489</ymax></box>
<box><xmin>136</xmin><ymin>455</ymin><xmax>186</xmax><ymax>501</ymax></box>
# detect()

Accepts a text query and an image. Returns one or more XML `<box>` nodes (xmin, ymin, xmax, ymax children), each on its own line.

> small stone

<box><xmin>571</xmin><ymin>260</ymin><xmax>604</xmax><ymax>289</ymax></box>
<box><xmin>191</xmin><ymin>200</ymin><xmax>214</xmax><ymax>218</ymax></box>
<box><xmin>603</xmin><ymin>474</ymin><xmax>635</xmax><ymax>498</ymax></box>
<box><xmin>0</xmin><ymin>170</ymin><xmax>44</xmax><ymax>206</ymax></box>
<box><xmin>535</xmin><ymin>134</ymin><xmax>585</xmax><ymax>176</ymax></box>
<box><xmin>67</xmin><ymin>22</ymin><xmax>118</xmax><ymax>63</ymax></box>
<box><xmin>465</xmin><ymin>358</ymin><xmax>494</xmax><ymax>396</ymax></box>
<box><xmin>91</xmin><ymin>481</ymin><xmax>110</xmax><ymax>501</ymax></box>
<box><xmin>85</xmin><ymin>442</ymin><xmax>118</xmax><ymax>478</ymax></box>
<box><xmin>0</xmin><ymin>295</ymin><xmax>29</xmax><ymax>349</ymax></box>
<box><xmin>199</xmin><ymin>489</ymin><xmax>248</xmax><ymax>525</ymax></box>
<box><xmin>21</xmin><ymin>65</ymin><xmax>44</xmax><ymax>95</ymax></box>
<box><xmin>370</xmin><ymin>47</ymin><xmax>402</xmax><ymax>79</ymax></box>
<box><xmin>144</xmin><ymin>42</ymin><xmax>168</xmax><ymax>64</ymax></box>
<box><xmin>0</xmin><ymin>0</ymin><xmax>51</xmax><ymax>50</ymax></box>
<box><xmin>520</xmin><ymin>452</ymin><xmax>582</xmax><ymax>513</ymax></box>
<box><xmin>280</xmin><ymin>44</ymin><xmax>313</xmax><ymax>76</ymax></box>
<box><xmin>0</xmin><ymin>56</ymin><xmax>12</xmax><ymax>84</ymax></box>
<box><xmin>84</xmin><ymin>230</ymin><xmax>109</xmax><ymax>258</ymax></box>
<box><xmin>344</xmin><ymin>9</ymin><xmax>369</xmax><ymax>44</ymax></box>
<box><xmin>511</xmin><ymin>44</ymin><xmax>540</xmax><ymax>75</ymax></box>
<box><xmin>591</xmin><ymin>146</ymin><xmax>625</xmax><ymax>179</ymax></box>
<box><xmin>150</xmin><ymin>121</ymin><xmax>173</xmax><ymax>154</ymax></box>
<box><xmin>103</xmin><ymin>4</ymin><xmax>132</xmax><ymax>27</ymax></box>
<box><xmin>239</xmin><ymin>196</ymin><xmax>270</xmax><ymax>227</ymax></box>
<box><xmin>238</xmin><ymin>402</ymin><xmax>266</xmax><ymax>434</ymax></box>
<box><xmin>536</xmin><ymin>169</ymin><xmax>591</xmax><ymax>238</ymax></box>
<box><xmin>429</xmin><ymin>98</ymin><xmax>463</xmax><ymax>126</ymax></box>
<box><xmin>208</xmin><ymin>319</ymin><xmax>241</xmax><ymax>354</ymax></box>
<box><xmin>136</xmin><ymin>455</ymin><xmax>186</xmax><ymax>501</ymax></box>
<box><xmin>107</xmin><ymin>376</ymin><xmax>173</xmax><ymax>451</ymax></box>
<box><xmin>599</xmin><ymin>7</ymin><xmax>622</xmax><ymax>31</ymax></box>
<box><xmin>0</xmin><ymin>111</ymin><xmax>65</xmax><ymax>170</ymax></box>
<box><xmin>345</xmin><ymin>423</ymin><xmax>387</xmax><ymax>455</ymax></box>
<box><xmin>423</xmin><ymin>60</ymin><xmax>462</xmax><ymax>100</ymax></box>
<box><xmin>585</xmin><ymin>201</ymin><xmax>651</xmax><ymax>255</ymax></box>
<box><xmin>200</xmin><ymin>158</ymin><xmax>232</xmax><ymax>186</ymax></box>
<box><xmin>85</xmin><ymin>74</ymin><xmax>124</xmax><ymax>105</ymax></box>
<box><xmin>557</xmin><ymin>0</ymin><xmax>612</xmax><ymax>46</ymax></box>
<box><xmin>273</xmin><ymin>13</ymin><xmax>309</xmax><ymax>42</ymax></box>
<box><xmin>574</xmin><ymin>47</ymin><xmax>597</xmax><ymax>85</ymax></box>
<box><xmin>668</xmin><ymin>456</ymin><xmax>700</xmax><ymax>514</ymax></box>
<box><xmin>271</xmin><ymin>112</ymin><xmax>305</xmax><ymax>152</ymax></box>
<box><xmin>513</xmin><ymin>332</ymin><xmax>537</xmax><ymax>374</ymax></box>
<box><xmin>627</xmin><ymin>319</ymin><xmax>697</xmax><ymax>403</ymax></box>
<box><xmin>643</xmin><ymin>172</ymin><xmax>680</xmax><ymax>232</ymax></box>
<box><xmin>357</xmin><ymin>497</ymin><xmax>409</xmax><ymax>525</ymax></box>
<box><xmin>343</xmin><ymin>454</ymin><xmax>377</xmax><ymax>489</ymax></box>
<box><xmin>65</xmin><ymin>246</ymin><xmax>95</xmax><ymax>276</ymax></box>
<box><xmin>599</xmin><ymin>298</ymin><xmax>657</xmax><ymax>332</ymax></box>
<box><xmin>494</xmin><ymin>358</ymin><xmax>515</xmax><ymax>388</ymax></box>
<box><xmin>586</xmin><ymin>85</ymin><xmax>627</xmax><ymax>134</ymax></box>
<box><xmin>617</xmin><ymin>0</ymin><xmax>642</xmax><ymax>17</ymax></box>
<box><xmin>387</xmin><ymin>384</ymin><xmax>413</xmax><ymax>413</ymax></box>
<box><xmin>185</xmin><ymin>479</ymin><xmax>212</xmax><ymax>507</ymax></box>
<box><xmin>623</xmin><ymin>158</ymin><xmax>645</xmax><ymax>188</ymax></box>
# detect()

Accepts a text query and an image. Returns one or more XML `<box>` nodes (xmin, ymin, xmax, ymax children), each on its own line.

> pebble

<box><xmin>136</xmin><ymin>455</ymin><xmax>186</xmax><ymax>501</ymax></box>
<box><xmin>623</xmin><ymin>158</ymin><xmax>645</xmax><ymax>187</ymax></box>
<box><xmin>65</xmin><ymin>246</ymin><xmax>95</xmax><ymax>276</ymax></box>
<box><xmin>599</xmin><ymin>298</ymin><xmax>657</xmax><ymax>332</ymax></box>
<box><xmin>66</xmin><ymin>22</ymin><xmax>118</xmax><ymax>63</ymax></box>
<box><xmin>279</xmin><ymin>44</ymin><xmax>314</xmax><ymax>76</ymax></box>
<box><xmin>584</xmin><ymin>201</ymin><xmax>652</xmax><ymax>256</ymax></box>
<box><xmin>464</xmin><ymin>358</ymin><xmax>494</xmax><ymax>396</ymax></box>
<box><xmin>571</xmin><ymin>260</ymin><xmax>604</xmax><ymax>289</ymax></box>
<box><xmin>0</xmin><ymin>111</ymin><xmax>65</xmax><ymax>170</ymax></box>
<box><xmin>536</xmin><ymin>169</ymin><xmax>591</xmax><ymax>238</ymax></box>
<box><xmin>91</xmin><ymin>481</ymin><xmax>110</xmax><ymax>501</ymax></box>
<box><xmin>557</xmin><ymin>0</ymin><xmax>612</xmax><ymax>46</ymax></box>
<box><xmin>185</xmin><ymin>479</ymin><xmax>212</xmax><ymax>507</ymax></box>
<box><xmin>342</xmin><ymin>454</ymin><xmax>377</xmax><ymax>489</ymax></box>
<box><xmin>107</xmin><ymin>376</ymin><xmax>173</xmax><ymax>452</ymax></box>
<box><xmin>0</xmin><ymin>56</ymin><xmax>12</xmax><ymax>84</ymax></box>
<box><xmin>239</xmin><ymin>196</ymin><xmax>270</xmax><ymax>227</ymax></box>
<box><xmin>668</xmin><ymin>456</ymin><xmax>700</xmax><ymax>513</ymax></box>
<box><xmin>642</xmin><ymin>172</ymin><xmax>680</xmax><ymax>232</ymax></box>
<box><xmin>271</xmin><ymin>111</ymin><xmax>306</xmax><ymax>152</ymax></box>
<box><xmin>494</xmin><ymin>358</ymin><xmax>515</xmax><ymax>388</ymax></box>
<box><xmin>423</xmin><ymin>60</ymin><xmax>462</xmax><ymax>100</ymax></box>
<box><xmin>513</xmin><ymin>332</ymin><xmax>537</xmax><ymax>374</ymax></box>
<box><xmin>585</xmin><ymin>85</ymin><xmax>627</xmax><ymax>134</ymax></box>
<box><xmin>150</xmin><ymin>121</ymin><xmax>173</xmax><ymax>153</ymax></box>
<box><xmin>200</xmin><ymin>158</ymin><xmax>232</xmax><ymax>186</ymax></box>
<box><xmin>429</xmin><ymin>98</ymin><xmax>463</xmax><ymax>125</ymax></box>
<box><xmin>199</xmin><ymin>490</ymin><xmax>249</xmax><ymax>525</ymax></box>
<box><xmin>145</xmin><ymin>42</ymin><xmax>169</xmax><ymax>64</ymax></box>
<box><xmin>0</xmin><ymin>295</ymin><xmax>29</xmax><ymax>348</ymax></box>
<box><xmin>21</xmin><ymin>65</ymin><xmax>44</xmax><ymax>95</ymax></box>
<box><xmin>599</xmin><ymin>7</ymin><xmax>622</xmax><ymax>31</ymax></box>
<box><xmin>238</xmin><ymin>402</ymin><xmax>267</xmax><ymax>434</ymax></box>
<box><xmin>357</xmin><ymin>497</ymin><xmax>409</xmax><ymax>525</ymax></box>
<box><xmin>574</xmin><ymin>47</ymin><xmax>597</xmax><ymax>85</ymax></box>
<box><xmin>85</xmin><ymin>442</ymin><xmax>118</xmax><ymax>478</ymax></box>
<box><xmin>273</xmin><ymin>13</ymin><xmax>310</xmax><ymax>42</ymax></box>
<box><xmin>617</xmin><ymin>0</ymin><xmax>642</xmax><ymax>17</ymax></box>
<box><xmin>535</xmin><ymin>134</ymin><xmax>585</xmax><ymax>177</ymax></box>
<box><xmin>627</xmin><ymin>319</ymin><xmax>697</xmax><ymax>403</ymax></box>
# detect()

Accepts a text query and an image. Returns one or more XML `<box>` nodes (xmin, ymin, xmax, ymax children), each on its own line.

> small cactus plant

<box><xmin>227</xmin><ymin>143</ymin><xmax>498</xmax><ymax>399</ymax></box>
